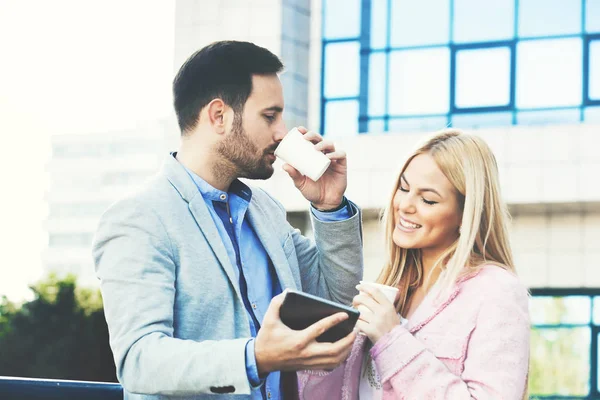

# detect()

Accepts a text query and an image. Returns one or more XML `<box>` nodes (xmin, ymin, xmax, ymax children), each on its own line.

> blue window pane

<box><xmin>516</xmin><ymin>38</ymin><xmax>582</xmax><ymax>108</ymax></box>
<box><xmin>455</xmin><ymin>47</ymin><xmax>511</xmax><ymax>109</ymax></box>
<box><xmin>593</xmin><ymin>296</ymin><xmax>600</xmax><ymax>325</ymax></box>
<box><xmin>368</xmin><ymin>118</ymin><xmax>386</xmax><ymax>134</ymax></box>
<box><xmin>368</xmin><ymin>52</ymin><xmax>386</xmax><ymax>116</ymax></box>
<box><xmin>390</xmin><ymin>0</ymin><xmax>450</xmax><ymax>47</ymax></box>
<box><xmin>590</xmin><ymin>41</ymin><xmax>600</xmax><ymax>100</ymax></box>
<box><xmin>388</xmin><ymin>116</ymin><xmax>449</xmax><ymax>133</ymax></box>
<box><xmin>517</xmin><ymin>108</ymin><xmax>581</xmax><ymax>125</ymax></box>
<box><xmin>584</xmin><ymin>106</ymin><xmax>600</xmax><ymax>122</ymax></box>
<box><xmin>451</xmin><ymin>112</ymin><xmax>513</xmax><ymax>129</ymax></box>
<box><xmin>389</xmin><ymin>48</ymin><xmax>450</xmax><ymax>115</ymax></box>
<box><xmin>598</xmin><ymin>332</ymin><xmax>600</xmax><ymax>389</ymax></box>
<box><xmin>370</xmin><ymin>0</ymin><xmax>388</xmax><ymax>49</ymax></box>
<box><xmin>324</xmin><ymin>42</ymin><xmax>360</xmax><ymax>98</ymax></box>
<box><xmin>518</xmin><ymin>0</ymin><xmax>581</xmax><ymax>37</ymax></box>
<box><xmin>587</xmin><ymin>0</ymin><xmax>600</xmax><ymax>33</ymax></box>
<box><xmin>453</xmin><ymin>0</ymin><xmax>514</xmax><ymax>42</ymax></box>
<box><xmin>530</xmin><ymin>296</ymin><xmax>591</xmax><ymax>325</ymax></box>
<box><xmin>324</xmin><ymin>100</ymin><xmax>359</xmax><ymax>137</ymax></box>
<box><xmin>323</xmin><ymin>0</ymin><xmax>361</xmax><ymax>39</ymax></box>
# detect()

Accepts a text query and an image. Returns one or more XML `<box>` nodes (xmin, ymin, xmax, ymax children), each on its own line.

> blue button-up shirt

<box><xmin>183</xmin><ymin>165</ymin><xmax>353</xmax><ymax>400</ymax></box>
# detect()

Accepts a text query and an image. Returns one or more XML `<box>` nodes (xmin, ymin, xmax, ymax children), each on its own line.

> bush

<box><xmin>0</xmin><ymin>274</ymin><xmax>117</xmax><ymax>382</ymax></box>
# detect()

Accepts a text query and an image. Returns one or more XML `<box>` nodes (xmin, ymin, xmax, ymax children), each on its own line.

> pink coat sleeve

<box><xmin>371</xmin><ymin>279</ymin><xmax>530</xmax><ymax>399</ymax></box>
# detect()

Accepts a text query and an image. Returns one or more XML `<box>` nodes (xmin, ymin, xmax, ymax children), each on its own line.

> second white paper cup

<box><xmin>274</xmin><ymin>127</ymin><xmax>331</xmax><ymax>181</ymax></box>
<box><xmin>359</xmin><ymin>281</ymin><xmax>399</xmax><ymax>304</ymax></box>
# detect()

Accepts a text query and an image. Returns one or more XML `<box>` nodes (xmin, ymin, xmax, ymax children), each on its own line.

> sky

<box><xmin>0</xmin><ymin>0</ymin><xmax>176</xmax><ymax>301</ymax></box>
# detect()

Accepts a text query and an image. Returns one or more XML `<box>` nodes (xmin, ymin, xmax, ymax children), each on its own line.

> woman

<box><xmin>298</xmin><ymin>129</ymin><xmax>530</xmax><ymax>399</ymax></box>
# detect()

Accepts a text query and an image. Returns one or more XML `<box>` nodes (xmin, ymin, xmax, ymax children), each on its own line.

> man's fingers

<box><xmin>331</xmin><ymin>327</ymin><xmax>358</xmax><ymax>352</ymax></box>
<box><xmin>313</xmin><ymin>140</ymin><xmax>347</xmax><ymax>166</ymax></box>
<box><xmin>309</xmin><ymin>325</ymin><xmax>357</xmax><ymax>356</ymax></box>
<box><xmin>282</xmin><ymin>163</ymin><xmax>300</xmax><ymax>177</ymax></box>
<box><xmin>282</xmin><ymin>163</ymin><xmax>307</xmax><ymax>184</ymax></box>
<box><xmin>302</xmin><ymin>130</ymin><xmax>323</xmax><ymax>144</ymax></box>
<box><xmin>263</xmin><ymin>291</ymin><xmax>288</xmax><ymax>324</ymax></box>
<box><xmin>325</xmin><ymin>150</ymin><xmax>347</xmax><ymax>162</ymax></box>
<box><xmin>314</xmin><ymin>140</ymin><xmax>335</xmax><ymax>153</ymax></box>
<box><xmin>302</xmin><ymin>312</ymin><xmax>349</xmax><ymax>341</ymax></box>
<box><xmin>305</xmin><ymin>330</ymin><xmax>357</xmax><ymax>368</ymax></box>
<box><xmin>270</xmin><ymin>290</ymin><xmax>287</xmax><ymax>308</ymax></box>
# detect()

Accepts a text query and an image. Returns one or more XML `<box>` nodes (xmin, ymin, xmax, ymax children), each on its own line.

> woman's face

<box><xmin>392</xmin><ymin>154</ymin><xmax>463</xmax><ymax>258</ymax></box>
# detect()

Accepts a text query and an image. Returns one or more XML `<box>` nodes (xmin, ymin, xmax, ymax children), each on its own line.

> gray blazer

<box><xmin>92</xmin><ymin>154</ymin><xmax>364</xmax><ymax>400</ymax></box>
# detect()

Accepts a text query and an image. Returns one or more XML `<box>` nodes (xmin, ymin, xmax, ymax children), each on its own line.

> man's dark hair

<box><xmin>173</xmin><ymin>41</ymin><xmax>284</xmax><ymax>134</ymax></box>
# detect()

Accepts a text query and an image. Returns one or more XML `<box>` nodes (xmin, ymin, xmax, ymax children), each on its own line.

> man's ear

<box><xmin>206</xmin><ymin>99</ymin><xmax>226</xmax><ymax>134</ymax></box>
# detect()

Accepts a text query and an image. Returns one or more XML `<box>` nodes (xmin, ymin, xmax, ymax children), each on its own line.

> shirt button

<box><xmin>252</xmin><ymin>303</ymin><xmax>257</xmax><ymax>310</ymax></box>
<box><xmin>219</xmin><ymin>194</ymin><xmax>227</xmax><ymax>200</ymax></box>
<box><xmin>267</xmin><ymin>391</ymin><xmax>272</xmax><ymax>399</ymax></box>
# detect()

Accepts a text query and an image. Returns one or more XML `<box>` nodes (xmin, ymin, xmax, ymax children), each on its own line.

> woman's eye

<box><xmin>422</xmin><ymin>198</ymin><xmax>437</xmax><ymax>205</ymax></box>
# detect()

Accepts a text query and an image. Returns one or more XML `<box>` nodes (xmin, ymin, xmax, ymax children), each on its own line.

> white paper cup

<box><xmin>359</xmin><ymin>281</ymin><xmax>399</xmax><ymax>304</ymax></box>
<box><xmin>356</xmin><ymin>282</ymin><xmax>399</xmax><ymax>336</ymax></box>
<box><xmin>274</xmin><ymin>127</ymin><xmax>331</xmax><ymax>181</ymax></box>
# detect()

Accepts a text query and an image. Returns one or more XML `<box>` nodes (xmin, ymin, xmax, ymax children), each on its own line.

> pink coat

<box><xmin>298</xmin><ymin>265</ymin><xmax>530</xmax><ymax>399</ymax></box>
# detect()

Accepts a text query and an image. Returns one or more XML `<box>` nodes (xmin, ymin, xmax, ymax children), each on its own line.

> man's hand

<box><xmin>254</xmin><ymin>292</ymin><xmax>357</xmax><ymax>375</ymax></box>
<box><xmin>281</xmin><ymin>126</ymin><xmax>347</xmax><ymax>210</ymax></box>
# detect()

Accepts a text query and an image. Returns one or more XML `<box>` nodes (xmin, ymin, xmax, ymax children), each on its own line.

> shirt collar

<box><xmin>176</xmin><ymin>155</ymin><xmax>252</xmax><ymax>203</ymax></box>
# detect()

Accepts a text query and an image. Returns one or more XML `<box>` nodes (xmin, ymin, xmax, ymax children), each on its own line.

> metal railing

<box><xmin>0</xmin><ymin>376</ymin><xmax>122</xmax><ymax>400</ymax></box>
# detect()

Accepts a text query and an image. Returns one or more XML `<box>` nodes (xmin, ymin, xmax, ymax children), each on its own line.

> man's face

<box><xmin>216</xmin><ymin>74</ymin><xmax>286</xmax><ymax>180</ymax></box>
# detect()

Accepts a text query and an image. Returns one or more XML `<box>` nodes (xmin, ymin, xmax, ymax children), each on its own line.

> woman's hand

<box><xmin>353</xmin><ymin>284</ymin><xmax>400</xmax><ymax>344</ymax></box>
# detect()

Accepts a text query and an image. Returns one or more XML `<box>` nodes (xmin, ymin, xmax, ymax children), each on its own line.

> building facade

<box><xmin>172</xmin><ymin>1</ymin><xmax>600</xmax><ymax>394</ymax></box>
<box><xmin>44</xmin><ymin>120</ymin><xmax>176</xmax><ymax>286</ymax></box>
<box><xmin>43</xmin><ymin>0</ymin><xmax>600</xmax><ymax>396</ymax></box>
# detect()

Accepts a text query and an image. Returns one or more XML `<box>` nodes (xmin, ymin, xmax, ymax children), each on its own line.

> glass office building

<box><xmin>321</xmin><ymin>0</ymin><xmax>600</xmax><ymax>137</ymax></box>
<box><xmin>317</xmin><ymin>1</ymin><xmax>600</xmax><ymax>397</ymax></box>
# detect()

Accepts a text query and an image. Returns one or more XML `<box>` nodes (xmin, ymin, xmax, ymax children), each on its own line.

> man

<box><xmin>93</xmin><ymin>41</ymin><xmax>363</xmax><ymax>400</ymax></box>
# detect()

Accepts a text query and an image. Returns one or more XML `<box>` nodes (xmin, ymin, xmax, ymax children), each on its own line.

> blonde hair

<box><xmin>377</xmin><ymin>129</ymin><xmax>516</xmax><ymax>315</ymax></box>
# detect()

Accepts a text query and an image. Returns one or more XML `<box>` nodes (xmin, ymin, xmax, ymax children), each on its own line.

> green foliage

<box><xmin>529</xmin><ymin>327</ymin><xmax>589</xmax><ymax>396</ymax></box>
<box><xmin>528</xmin><ymin>297</ymin><xmax>590</xmax><ymax>397</ymax></box>
<box><xmin>0</xmin><ymin>274</ymin><xmax>116</xmax><ymax>382</ymax></box>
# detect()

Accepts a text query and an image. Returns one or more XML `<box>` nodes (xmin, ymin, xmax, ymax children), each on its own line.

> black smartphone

<box><xmin>279</xmin><ymin>289</ymin><xmax>360</xmax><ymax>343</ymax></box>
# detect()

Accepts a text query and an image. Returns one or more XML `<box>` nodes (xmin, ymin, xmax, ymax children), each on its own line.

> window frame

<box><xmin>450</xmin><ymin>41</ymin><xmax>516</xmax><ymax>114</ymax></box>
<box><xmin>530</xmin><ymin>288</ymin><xmax>600</xmax><ymax>399</ymax></box>
<box><xmin>320</xmin><ymin>0</ymin><xmax>599</xmax><ymax>136</ymax></box>
<box><xmin>584</xmin><ymin>34</ymin><xmax>600</xmax><ymax>106</ymax></box>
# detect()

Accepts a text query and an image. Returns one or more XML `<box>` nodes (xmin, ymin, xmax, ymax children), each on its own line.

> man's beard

<box><xmin>215</xmin><ymin>113</ymin><xmax>276</xmax><ymax>180</ymax></box>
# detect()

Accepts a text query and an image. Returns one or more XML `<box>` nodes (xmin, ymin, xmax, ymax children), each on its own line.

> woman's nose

<box><xmin>398</xmin><ymin>193</ymin><xmax>416</xmax><ymax>214</ymax></box>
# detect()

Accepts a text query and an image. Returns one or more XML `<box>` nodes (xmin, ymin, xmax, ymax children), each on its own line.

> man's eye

<box><xmin>264</xmin><ymin>115</ymin><xmax>275</xmax><ymax>122</ymax></box>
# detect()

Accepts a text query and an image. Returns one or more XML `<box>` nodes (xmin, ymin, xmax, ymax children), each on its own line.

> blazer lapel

<box><xmin>187</xmin><ymin>197</ymin><xmax>242</xmax><ymax>298</ymax></box>
<box><xmin>407</xmin><ymin>284</ymin><xmax>461</xmax><ymax>334</ymax></box>
<box><xmin>161</xmin><ymin>154</ymin><xmax>243</xmax><ymax>301</ymax></box>
<box><xmin>246</xmin><ymin>200</ymin><xmax>299</xmax><ymax>291</ymax></box>
<box><xmin>407</xmin><ymin>269</ymin><xmax>485</xmax><ymax>333</ymax></box>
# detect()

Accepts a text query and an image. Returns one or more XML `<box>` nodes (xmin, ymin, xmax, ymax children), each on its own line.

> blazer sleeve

<box><xmin>371</xmin><ymin>278</ymin><xmax>530</xmax><ymax>399</ymax></box>
<box><xmin>259</xmin><ymin>189</ymin><xmax>364</xmax><ymax>306</ymax></box>
<box><xmin>92</xmin><ymin>199</ymin><xmax>252</xmax><ymax>396</ymax></box>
